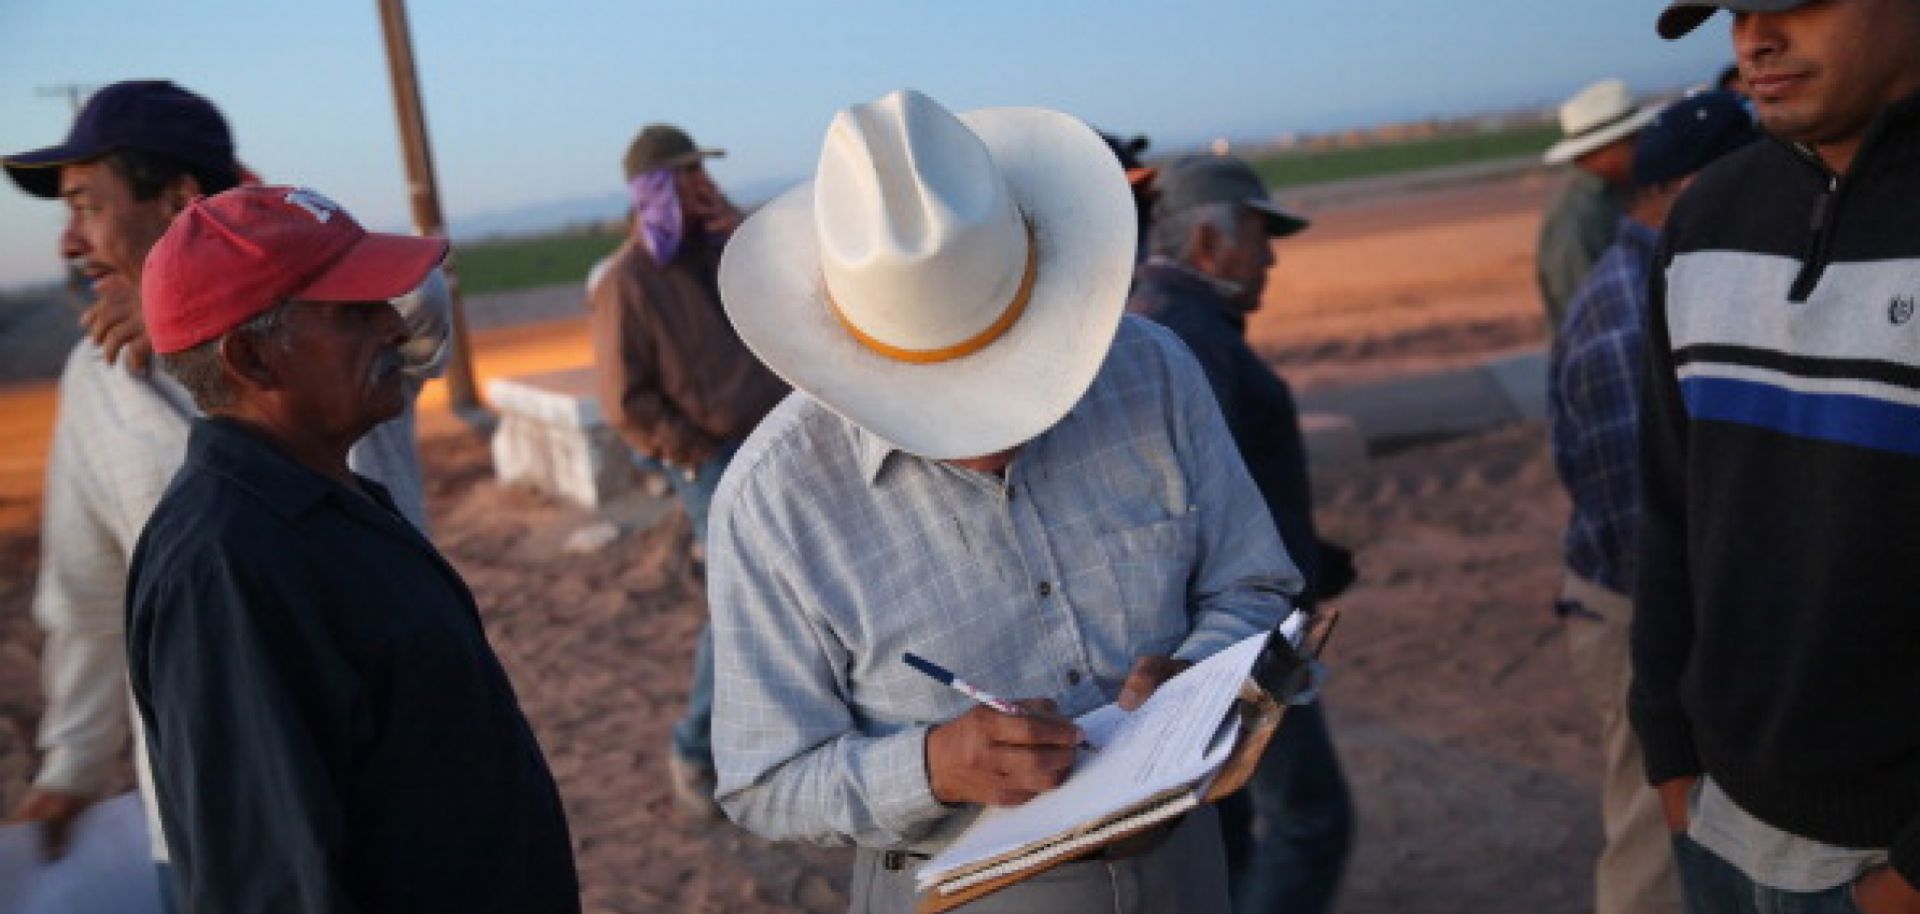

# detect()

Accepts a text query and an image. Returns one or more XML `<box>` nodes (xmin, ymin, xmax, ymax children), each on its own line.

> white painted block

<box><xmin>488</xmin><ymin>368</ymin><xmax>634</xmax><ymax>508</ymax></box>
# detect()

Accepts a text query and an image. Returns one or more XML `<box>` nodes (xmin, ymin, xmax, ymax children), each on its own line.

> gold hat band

<box><xmin>825</xmin><ymin>221</ymin><xmax>1036</xmax><ymax>365</ymax></box>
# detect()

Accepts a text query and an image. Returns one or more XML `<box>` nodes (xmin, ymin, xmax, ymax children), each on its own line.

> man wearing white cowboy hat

<box><xmin>1537</xmin><ymin>78</ymin><xmax>1659</xmax><ymax>334</ymax></box>
<box><xmin>706</xmin><ymin>89</ymin><xmax>1302</xmax><ymax>912</ymax></box>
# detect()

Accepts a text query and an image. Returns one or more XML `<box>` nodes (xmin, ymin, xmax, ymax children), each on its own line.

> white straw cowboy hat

<box><xmin>719</xmin><ymin>89</ymin><xmax>1135</xmax><ymax>459</ymax></box>
<box><xmin>1543</xmin><ymin>79</ymin><xmax>1660</xmax><ymax>164</ymax></box>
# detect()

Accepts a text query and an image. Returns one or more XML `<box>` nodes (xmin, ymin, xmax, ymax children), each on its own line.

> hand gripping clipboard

<box><xmin>915</xmin><ymin>607</ymin><xmax>1341</xmax><ymax>913</ymax></box>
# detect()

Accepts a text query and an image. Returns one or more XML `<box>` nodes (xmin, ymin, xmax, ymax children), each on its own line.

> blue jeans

<box><xmin>1217</xmin><ymin>700</ymin><xmax>1354</xmax><ymax>914</ymax></box>
<box><xmin>1672</xmin><ymin>834</ymin><xmax>1864</xmax><ymax>914</ymax></box>
<box><xmin>157</xmin><ymin>863</ymin><xmax>182</xmax><ymax>914</ymax></box>
<box><xmin>658</xmin><ymin>446</ymin><xmax>737</xmax><ymax>766</ymax></box>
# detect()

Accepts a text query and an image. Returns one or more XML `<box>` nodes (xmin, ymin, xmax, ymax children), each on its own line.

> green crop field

<box><xmin>451</xmin><ymin>122</ymin><xmax>1559</xmax><ymax>297</ymax></box>
<box><xmin>1245</xmin><ymin>122</ymin><xmax>1560</xmax><ymax>190</ymax></box>
<box><xmin>452</xmin><ymin>227</ymin><xmax>623</xmax><ymax>297</ymax></box>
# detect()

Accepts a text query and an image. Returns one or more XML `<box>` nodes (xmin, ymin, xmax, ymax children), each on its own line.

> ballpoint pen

<box><xmin>903</xmin><ymin>652</ymin><xmax>1094</xmax><ymax>750</ymax></box>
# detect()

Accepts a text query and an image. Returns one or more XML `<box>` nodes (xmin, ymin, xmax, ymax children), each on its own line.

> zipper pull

<box><xmin>1808</xmin><ymin>175</ymin><xmax>1837</xmax><ymax>231</ymax></box>
<box><xmin>1790</xmin><ymin>174</ymin><xmax>1841</xmax><ymax>303</ymax></box>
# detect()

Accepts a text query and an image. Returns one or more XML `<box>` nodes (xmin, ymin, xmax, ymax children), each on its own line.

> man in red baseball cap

<box><xmin>126</xmin><ymin>185</ymin><xmax>580</xmax><ymax>914</ymax></box>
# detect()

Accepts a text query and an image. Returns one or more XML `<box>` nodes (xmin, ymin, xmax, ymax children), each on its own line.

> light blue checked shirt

<box><xmin>708</xmin><ymin>317</ymin><xmax>1302</xmax><ymax>850</ymax></box>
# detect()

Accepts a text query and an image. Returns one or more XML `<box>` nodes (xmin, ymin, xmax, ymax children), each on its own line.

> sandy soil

<box><xmin>0</xmin><ymin>169</ymin><xmax>1604</xmax><ymax>913</ymax></box>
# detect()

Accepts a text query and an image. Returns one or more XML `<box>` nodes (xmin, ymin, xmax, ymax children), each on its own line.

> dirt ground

<box><xmin>0</xmin><ymin>169</ymin><xmax>1604</xmax><ymax>913</ymax></box>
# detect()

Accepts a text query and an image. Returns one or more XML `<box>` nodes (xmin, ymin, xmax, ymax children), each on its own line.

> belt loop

<box><xmin>883</xmin><ymin>850</ymin><xmax>908</xmax><ymax>871</ymax></box>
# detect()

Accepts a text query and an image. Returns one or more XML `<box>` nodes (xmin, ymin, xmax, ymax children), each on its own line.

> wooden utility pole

<box><xmin>375</xmin><ymin>0</ymin><xmax>490</xmax><ymax>427</ymax></box>
<box><xmin>35</xmin><ymin>83</ymin><xmax>96</xmax><ymax>113</ymax></box>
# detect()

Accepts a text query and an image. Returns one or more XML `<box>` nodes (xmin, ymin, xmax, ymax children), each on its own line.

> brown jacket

<box><xmin>588</xmin><ymin>237</ymin><xmax>788</xmax><ymax>466</ymax></box>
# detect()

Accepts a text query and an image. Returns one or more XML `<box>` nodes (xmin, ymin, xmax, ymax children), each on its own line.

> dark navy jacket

<box><xmin>127</xmin><ymin>418</ymin><xmax>578</xmax><ymax>914</ymax></box>
<box><xmin>1128</xmin><ymin>262</ymin><xmax>1322</xmax><ymax>595</ymax></box>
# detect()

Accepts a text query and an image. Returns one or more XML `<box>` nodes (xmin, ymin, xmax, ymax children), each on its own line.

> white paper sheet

<box><xmin>0</xmin><ymin>792</ymin><xmax>163</xmax><ymax>914</ymax></box>
<box><xmin>918</xmin><ymin>631</ymin><xmax>1270</xmax><ymax>889</ymax></box>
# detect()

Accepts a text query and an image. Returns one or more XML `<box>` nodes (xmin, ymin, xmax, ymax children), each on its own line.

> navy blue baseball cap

<box><xmin>3</xmin><ymin>80</ymin><xmax>235</xmax><ymax>199</ymax></box>
<box><xmin>1633</xmin><ymin>91</ymin><xmax>1761</xmax><ymax>188</ymax></box>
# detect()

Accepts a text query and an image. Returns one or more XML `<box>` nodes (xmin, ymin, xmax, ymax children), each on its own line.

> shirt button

<box><xmin>1037</xmin><ymin>581</ymin><xmax>1052</xmax><ymax>597</ymax></box>
<box><xmin>1067</xmin><ymin>670</ymin><xmax>1083</xmax><ymax>685</ymax></box>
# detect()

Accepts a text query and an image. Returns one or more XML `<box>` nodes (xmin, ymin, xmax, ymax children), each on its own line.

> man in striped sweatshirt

<box><xmin>1634</xmin><ymin>2</ymin><xmax>1920</xmax><ymax>912</ymax></box>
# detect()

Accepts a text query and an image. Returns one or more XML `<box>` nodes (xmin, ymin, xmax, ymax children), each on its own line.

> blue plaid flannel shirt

<box><xmin>1548</xmin><ymin>216</ymin><xmax>1658</xmax><ymax>596</ymax></box>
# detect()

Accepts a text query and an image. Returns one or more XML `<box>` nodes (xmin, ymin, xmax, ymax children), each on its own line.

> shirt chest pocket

<box><xmin>1075</xmin><ymin>513</ymin><xmax>1200</xmax><ymax>660</ymax></box>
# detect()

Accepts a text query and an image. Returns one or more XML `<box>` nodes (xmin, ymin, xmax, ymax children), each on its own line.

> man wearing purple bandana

<box><xmin>587</xmin><ymin>124</ymin><xmax>789</xmax><ymax>819</ymax></box>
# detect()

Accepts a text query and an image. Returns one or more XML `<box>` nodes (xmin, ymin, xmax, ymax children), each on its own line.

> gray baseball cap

<box><xmin>1153</xmin><ymin>155</ymin><xmax>1308</xmax><ymax>237</ymax></box>
<box><xmin>1658</xmin><ymin>0</ymin><xmax>1812</xmax><ymax>39</ymax></box>
<box><xmin>623</xmin><ymin>124</ymin><xmax>724</xmax><ymax>180</ymax></box>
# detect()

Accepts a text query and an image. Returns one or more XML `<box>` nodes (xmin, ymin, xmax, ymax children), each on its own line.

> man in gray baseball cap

<box><xmin>1128</xmin><ymin>156</ymin><xmax>1354</xmax><ymax>914</ymax></box>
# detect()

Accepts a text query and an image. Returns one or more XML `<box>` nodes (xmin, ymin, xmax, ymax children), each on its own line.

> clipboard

<box><xmin>915</xmin><ymin>607</ymin><xmax>1341</xmax><ymax>912</ymax></box>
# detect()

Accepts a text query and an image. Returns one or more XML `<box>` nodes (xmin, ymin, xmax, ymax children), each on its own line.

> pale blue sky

<box><xmin>0</xmin><ymin>1</ymin><xmax>1731</xmax><ymax>287</ymax></box>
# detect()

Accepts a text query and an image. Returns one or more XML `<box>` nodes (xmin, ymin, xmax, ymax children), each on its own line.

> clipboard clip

<box><xmin>1253</xmin><ymin>621</ymin><xmax>1330</xmax><ymax>706</ymax></box>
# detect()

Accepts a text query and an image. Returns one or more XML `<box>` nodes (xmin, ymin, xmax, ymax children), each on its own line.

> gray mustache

<box><xmin>369</xmin><ymin>349</ymin><xmax>404</xmax><ymax>382</ymax></box>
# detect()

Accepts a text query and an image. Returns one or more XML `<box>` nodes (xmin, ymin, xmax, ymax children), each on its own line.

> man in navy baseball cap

<box><xmin>5</xmin><ymin>79</ymin><xmax>237</xmax><ymax>199</ymax></box>
<box><xmin>1</xmin><ymin>78</ymin><xmax>247</xmax><ymax>914</ymax></box>
<box><xmin>4</xmin><ymin>80</ymin><xmax>241</xmax><ymax>372</ymax></box>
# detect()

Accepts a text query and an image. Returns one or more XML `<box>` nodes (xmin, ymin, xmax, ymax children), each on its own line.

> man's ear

<box><xmin>160</xmin><ymin>173</ymin><xmax>203</xmax><ymax>218</ymax></box>
<box><xmin>1188</xmin><ymin>220</ymin><xmax>1222</xmax><ymax>270</ymax></box>
<box><xmin>219</xmin><ymin>330</ymin><xmax>278</xmax><ymax>392</ymax></box>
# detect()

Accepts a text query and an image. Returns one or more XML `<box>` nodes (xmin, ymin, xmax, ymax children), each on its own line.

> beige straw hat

<box><xmin>1544</xmin><ymin>79</ymin><xmax>1660</xmax><ymax>164</ymax></box>
<box><xmin>719</xmin><ymin>89</ymin><xmax>1135</xmax><ymax>459</ymax></box>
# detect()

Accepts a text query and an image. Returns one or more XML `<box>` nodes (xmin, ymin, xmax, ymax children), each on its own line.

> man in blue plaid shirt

<box><xmin>1547</xmin><ymin>90</ymin><xmax>1757</xmax><ymax>914</ymax></box>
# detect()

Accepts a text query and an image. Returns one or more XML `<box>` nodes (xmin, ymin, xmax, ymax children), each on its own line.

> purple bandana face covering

<box><xmin>630</xmin><ymin>168</ymin><xmax>684</xmax><ymax>262</ymax></box>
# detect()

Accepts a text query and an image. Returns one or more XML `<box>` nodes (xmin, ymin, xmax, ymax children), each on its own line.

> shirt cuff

<box><xmin>33</xmin><ymin>746</ymin><xmax>111</xmax><ymax>798</ymax></box>
<box><xmin>1172</xmin><ymin>610</ymin><xmax>1272</xmax><ymax>665</ymax></box>
<box><xmin>868</xmin><ymin>726</ymin><xmax>948</xmax><ymax>841</ymax></box>
<box><xmin>1890</xmin><ymin>816</ymin><xmax>1920</xmax><ymax>891</ymax></box>
<box><xmin>1629</xmin><ymin>705</ymin><xmax>1702</xmax><ymax>786</ymax></box>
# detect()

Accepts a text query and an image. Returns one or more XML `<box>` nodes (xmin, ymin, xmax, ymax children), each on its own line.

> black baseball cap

<box><xmin>1153</xmin><ymin>155</ymin><xmax>1309</xmax><ymax>237</ymax></box>
<box><xmin>1633</xmin><ymin>91</ymin><xmax>1761</xmax><ymax>187</ymax></box>
<box><xmin>3</xmin><ymin>80</ymin><xmax>236</xmax><ymax>199</ymax></box>
<box><xmin>1658</xmin><ymin>0</ymin><xmax>1812</xmax><ymax>39</ymax></box>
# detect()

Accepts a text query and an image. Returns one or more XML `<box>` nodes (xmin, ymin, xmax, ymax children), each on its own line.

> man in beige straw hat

<box><xmin>1537</xmin><ymin>78</ymin><xmax>1658</xmax><ymax>334</ymax></box>
<box><xmin>706</xmin><ymin>88</ymin><xmax>1303</xmax><ymax>912</ymax></box>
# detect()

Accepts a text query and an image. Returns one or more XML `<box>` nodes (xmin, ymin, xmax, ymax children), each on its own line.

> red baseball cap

<box><xmin>142</xmin><ymin>185</ymin><xmax>449</xmax><ymax>354</ymax></box>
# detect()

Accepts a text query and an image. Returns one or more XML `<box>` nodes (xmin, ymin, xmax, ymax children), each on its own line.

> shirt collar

<box><xmin>1142</xmin><ymin>255</ymin><xmax>1247</xmax><ymax>301</ymax></box>
<box><xmin>852</xmin><ymin>409</ymin><xmax>1079</xmax><ymax>487</ymax></box>
<box><xmin>856</xmin><ymin>424</ymin><xmax>900</xmax><ymax>486</ymax></box>
<box><xmin>1615</xmin><ymin>215</ymin><xmax>1659</xmax><ymax>257</ymax></box>
<box><xmin>187</xmin><ymin>417</ymin><xmax>387</xmax><ymax>519</ymax></box>
<box><xmin>1136</xmin><ymin>258</ymin><xmax>1252</xmax><ymax>329</ymax></box>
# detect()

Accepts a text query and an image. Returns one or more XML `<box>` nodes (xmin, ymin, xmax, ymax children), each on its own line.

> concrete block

<box><xmin>1481</xmin><ymin>348</ymin><xmax>1548</xmax><ymax>421</ymax></box>
<box><xmin>1294</xmin><ymin>345</ymin><xmax>1548</xmax><ymax>452</ymax></box>
<box><xmin>488</xmin><ymin>368</ymin><xmax>635</xmax><ymax>509</ymax></box>
<box><xmin>1300</xmin><ymin>412</ymin><xmax>1368</xmax><ymax>479</ymax></box>
<box><xmin>1299</xmin><ymin>366</ymin><xmax>1516</xmax><ymax>447</ymax></box>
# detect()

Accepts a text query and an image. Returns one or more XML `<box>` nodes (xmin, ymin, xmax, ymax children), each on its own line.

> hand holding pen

<box><xmin>908</xmin><ymin>652</ymin><xmax>1087</xmax><ymax>808</ymax></box>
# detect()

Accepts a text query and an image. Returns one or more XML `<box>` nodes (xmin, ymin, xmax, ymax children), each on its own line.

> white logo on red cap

<box><xmin>284</xmin><ymin>188</ymin><xmax>341</xmax><ymax>223</ymax></box>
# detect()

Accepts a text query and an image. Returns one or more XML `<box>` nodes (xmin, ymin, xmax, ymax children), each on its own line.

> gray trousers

<box><xmin>850</xmin><ymin>805</ymin><xmax>1229</xmax><ymax>914</ymax></box>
